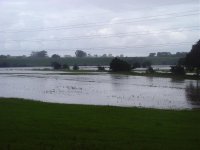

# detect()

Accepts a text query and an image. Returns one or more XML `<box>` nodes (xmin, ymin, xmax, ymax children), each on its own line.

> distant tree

<box><xmin>132</xmin><ymin>62</ymin><xmax>141</xmax><ymax>69</ymax></box>
<box><xmin>120</xmin><ymin>54</ymin><xmax>124</xmax><ymax>57</ymax></box>
<box><xmin>51</xmin><ymin>62</ymin><xmax>62</xmax><ymax>70</ymax></box>
<box><xmin>31</xmin><ymin>50</ymin><xmax>48</xmax><ymax>58</ymax></box>
<box><xmin>0</xmin><ymin>62</ymin><xmax>10</xmax><ymax>67</ymax></box>
<box><xmin>63</xmin><ymin>64</ymin><xmax>70</xmax><ymax>70</ymax></box>
<box><xmin>97</xmin><ymin>66</ymin><xmax>105</xmax><ymax>71</ymax></box>
<box><xmin>87</xmin><ymin>54</ymin><xmax>92</xmax><ymax>57</ymax></box>
<box><xmin>51</xmin><ymin>54</ymin><xmax>61</xmax><ymax>59</ymax></box>
<box><xmin>64</xmin><ymin>55</ymin><xmax>72</xmax><ymax>58</ymax></box>
<box><xmin>0</xmin><ymin>55</ymin><xmax>8</xmax><ymax>58</ymax></box>
<box><xmin>175</xmin><ymin>52</ymin><xmax>187</xmax><ymax>57</ymax></box>
<box><xmin>170</xmin><ymin>65</ymin><xmax>185</xmax><ymax>75</ymax></box>
<box><xmin>75</xmin><ymin>50</ymin><xmax>87</xmax><ymax>58</ymax></box>
<box><xmin>102</xmin><ymin>54</ymin><xmax>107</xmax><ymax>57</ymax></box>
<box><xmin>17</xmin><ymin>55</ymin><xmax>27</xmax><ymax>58</ymax></box>
<box><xmin>185</xmin><ymin>40</ymin><xmax>200</xmax><ymax>76</ymax></box>
<box><xmin>157</xmin><ymin>52</ymin><xmax>172</xmax><ymax>57</ymax></box>
<box><xmin>108</xmin><ymin>54</ymin><xmax>113</xmax><ymax>57</ymax></box>
<box><xmin>149</xmin><ymin>53</ymin><xmax>156</xmax><ymax>57</ymax></box>
<box><xmin>110</xmin><ymin>58</ymin><xmax>131</xmax><ymax>72</ymax></box>
<box><xmin>146</xmin><ymin>66</ymin><xmax>155</xmax><ymax>74</ymax></box>
<box><xmin>73</xmin><ymin>64</ymin><xmax>79</xmax><ymax>70</ymax></box>
<box><xmin>142</xmin><ymin>61</ymin><xmax>152</xmax><ymax>68</ymax></box>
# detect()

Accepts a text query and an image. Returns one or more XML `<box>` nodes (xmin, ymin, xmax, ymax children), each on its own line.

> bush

<box><xmin>110</xmin><ymin>58</ymin><xmax>131</xmax><ymax>72</ymax></box>
<box><xmin>51</xmin><ymin>62</ymin><xmax>70</xmax><ymax>70</ymax></box>
<box><xmin>132</xmin><ymin>62</ymin><xmax>141</xmax><ymax>69</ymax></box>
<box><xmin>146</xmin><ymin>66</ymin><xmax>155</xmax><ymax>74</ymax></box>
<box><xmin>51</xmin><ymin>62</ymin><xmax>62</xmax><ymax>70</ymax></box>
<box><xmin>73</xmin><ymin>64</ymin><xmax>79</xmax><ymax>70</ymax></box>
<box><xmin>97</xmin><ymin>66</ymin><xmax>105</xmax><ymax>71</ymax></box>
<box><xmin>63</xmin><ymin>64</ymin><xmax>70</xmax><ymax>70</ymax></box>
<box><xmin>142</xmin><ymin>61</ymin><xmax>151</xmax><ymax>68</ymax></box>
<box><xmin>170</xmin><ymin>65</ymin><xmax>185</xmax><ymax>75</ymax></box>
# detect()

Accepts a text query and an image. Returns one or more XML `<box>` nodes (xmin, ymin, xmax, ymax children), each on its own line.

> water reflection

<box><xmin>170</xmin><ymin>78</ymin><xmax>185</xmax><ymax>83</ymax></box>
<box><xmin>146</xmin><ymin>76</ymin><xmax>154</xmax><ymax>83</ymax></box>
<box><xmin>110</xmin><ymin>74</ymin><xmax>130</xmax><ymax>90</ymax></box>
<box><xmin>185</xmin><ymin>81</ymin><xmax>200</xmax><ymax>105</ymax></box>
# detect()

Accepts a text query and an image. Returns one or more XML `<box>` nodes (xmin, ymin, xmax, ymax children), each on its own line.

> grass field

<box><xmin>0</xmin><ymin>98</ymin><xmax>200</xmax><ymax>150</ymax></box>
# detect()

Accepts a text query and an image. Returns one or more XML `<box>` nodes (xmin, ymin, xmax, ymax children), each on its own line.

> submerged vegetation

<box><xmin>110</xmin><ymin>58</ymin><xmax>131</xmax><ymax>72</ymax></box>
<box><xmin>0</xmin><ymin>98</ymin><xmax>200</xmax><ymax>150</ymax></box>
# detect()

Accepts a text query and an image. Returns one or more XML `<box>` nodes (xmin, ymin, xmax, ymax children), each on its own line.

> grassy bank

<box><xmin>0</xmin><ymin>98</ymin><xmax>200</xmax><ymax>150</ymax></box>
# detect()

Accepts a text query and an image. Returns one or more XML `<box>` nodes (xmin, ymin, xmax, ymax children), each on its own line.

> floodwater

<box><xmin>0</xmin><ymin>67</ymin><xmax>199</xmax><ymax>109</ymax></box>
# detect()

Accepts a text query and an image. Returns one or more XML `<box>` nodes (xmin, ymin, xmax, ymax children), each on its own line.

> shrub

<box><xmin>97</xmin><ymin>66</ymin><xmax>105</xmax><ymax>71</ymax></box>
<box><xmin>73</xmin><ymin>64</ymin><xmax>79</xmax><ymax>70</ymax></box>
<box><xmin>51</xmin><ymin>62</ymin><xmax>62</xmax><ymax>70</ymax></box>
<box><xmin>146</xmin><ymin>66</ymin><xmax>155</xmax><ymax>74</ymax></box>
<box><xmin>132</xmin><ymin>62</ymin><xmax>141</xmax><ymax>69</ymax></box>
<box><xmin>142</xmin><ymin>61</ymin><xmax>152</xmax><ymax>68</ymax></box>
<box><xmin>63</xmin><ymin>64</ymin><xmax>70</xmax><ymax>70</ymax></box>
<box><xmin>170</xmin><ymin>65</ymin><xmax>185</xmax><ymax>75</ymax></box>
<box><xmin>110</xmin><ymin>58</ymin><xmax>131</xmax><ymax>72</ymax></box>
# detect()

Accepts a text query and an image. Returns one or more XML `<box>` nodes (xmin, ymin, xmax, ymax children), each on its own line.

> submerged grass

<box><xmin>0</xmin><ymin>98</ymin><xmax>200</xmax><ymax>150</ymax></box>
<box><xmin>109</xmin><ymin>71</ymin><xmax>200</xmax><ymax>80</ymax></box>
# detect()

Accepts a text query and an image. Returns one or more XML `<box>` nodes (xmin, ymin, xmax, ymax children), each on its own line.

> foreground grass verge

<box><xmin>0</xmin><ymin>98</ymin><xmax>200</xmax><ymax>150</ymax></box>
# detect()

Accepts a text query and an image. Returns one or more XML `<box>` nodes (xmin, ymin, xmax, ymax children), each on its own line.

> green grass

<box><xmin>0</xmin><ymin>98</ymin><xmax>200</xmax><ymax>150</ymax></box>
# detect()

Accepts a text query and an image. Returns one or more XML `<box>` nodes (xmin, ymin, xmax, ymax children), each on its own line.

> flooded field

<box><xmin>0</xmin><ymin>67</ymin><xmax>199</xmax><ymax>109</ymax></box>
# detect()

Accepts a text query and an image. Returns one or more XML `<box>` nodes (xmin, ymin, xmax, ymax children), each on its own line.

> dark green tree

<box><xmin>146</xmin><ymin>66</ymin><xmax>155</xmax><ymax>74</ymax></box>
<box><xmin>185</xmin><ymin>40</ymin><xmax>200</xmax><ymax>76</ymax></box>
<box><xmin>97</xmin><ymin>66</ymin><xmax>105</xmax><ymax>71</ymax></box>
<box><xmin>142</xmin><ymin>61</ymin><xmax>152</xmax><ymax>68</ymax></box>
<box><xmin>170</xmin><ymin>66</ymin><xmax>185</xmax><ymax>75</ymax></box>
<box><xmin>73</xmin><ymin>64</ymin><xmax>79</xmax><ymax>70</ymax></box>
<box><xmin>132</xmin><ymin>62</ymin><xmax>141</xmax><ymax>69</ymax></box>
<box><xmin>63</xmin><ymin>64</ymin><xmax>70</xmax><ymax>70</ymax></box>
<box><xmin>110</xmin><ymin>58</ymin><xmax>131</xmax><ymax>72</ymax></box>
<box><xmin>51</xmin><ymin>54</ymin><xmax>61</xmax><ymax>59</ymax></box>
<box><xmin>51</xmin><ymin>62</ymin><xmax>62</xmax><ymax>70</ymax></box>
<box><xmin>75</xmin><ymin>50</ymin><xmax>87</xmax><ymax>58</ymax></box>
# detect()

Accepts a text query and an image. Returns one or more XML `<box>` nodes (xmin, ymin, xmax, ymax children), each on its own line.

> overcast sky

<box><xmin>0</xmin><ymin>0</ymin><xmax>199</xmax><ymax>56</ymax></box>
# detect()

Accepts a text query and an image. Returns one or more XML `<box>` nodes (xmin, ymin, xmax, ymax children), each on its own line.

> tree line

<box><xmin>109</xmin><ymin>39</ymin><xmax>200</xmax><ymax>77</ymax></box>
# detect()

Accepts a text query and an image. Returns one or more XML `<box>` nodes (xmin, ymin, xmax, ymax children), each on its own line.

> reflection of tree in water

<box><xmin>110</xmin><ymin>74</ymin><xmax>130</xmax><ymax>90</ymax></box>
<box><xmin>185</xmin><ymin>81</ymin><xmax>200</xmax><ymax>103</ymax></box>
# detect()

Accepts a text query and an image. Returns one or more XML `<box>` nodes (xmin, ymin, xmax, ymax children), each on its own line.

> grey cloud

<box><xmin>0</xmin><ymin>0</ymin><xmax>199</xmax><ymax>56</ymax></box>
